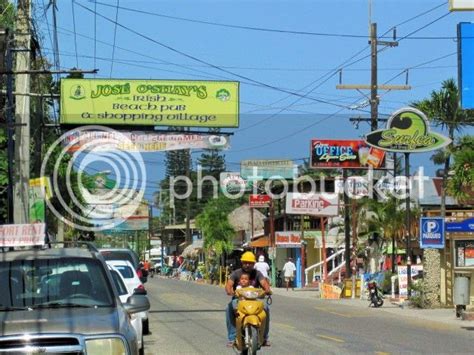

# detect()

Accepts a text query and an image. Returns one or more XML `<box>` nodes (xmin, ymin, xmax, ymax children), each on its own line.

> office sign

<box><xmin>240</xmin><ymin>159</ymin><xmax>297</xmax><ymax>180</ymax></box>
<box><xmin>60</xmin><ymin>79</ymin><xmax>239</xmax><ymax>128</ymax></box>
<box><xmin>249</xmin><ymin>194</ymin><xmax>271</xmax><ymax>208</ymax></box>
<box><xmin>275</xmin><ymin>231</ymin><xmax>301</xmax><ymax>248</ymax></box>
<box><xmin>450</xmin><ymin>0</ymin><xmax>474</xmax><ymax>11</ymax></box>
<box><xmin>285</xmin><ymin>193</ymin><xmax>339</xmax><ymax>216</ymax></box>
<box><xmin>310</xmin><ymin>139</ymin><xmax>385</xmax><ymax>169</ymax></box>
<box><xmin>0</xmin><ymin>223</ymin><xmax>45</xmax><ymax>247</ymax></box>
<box><xmin>420</xmin><ymin>217</ymin><xmax>445</xmax><ymax>249</ymax></box>
<box><xmin>365</xmin><ymin>107</ymin><xmax>451</xmax><ymax>153</ymax></box>
<box><xmin>64</xmin><ymin>131</ymin><xmax>230</xmax><ymax>153</ymax></box>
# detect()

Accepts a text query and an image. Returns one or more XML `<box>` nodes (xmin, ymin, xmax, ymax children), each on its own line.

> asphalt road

<box><xmin>143</xmin><ymin>277</ymin><xmax>473</xmax><ymax>354</ymax></box>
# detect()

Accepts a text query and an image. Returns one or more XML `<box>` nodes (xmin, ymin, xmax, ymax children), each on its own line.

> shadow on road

<box><xmin>149</xmin><ymin>309</ymin><xmax>224</xmax><ymax>313</ymax></box>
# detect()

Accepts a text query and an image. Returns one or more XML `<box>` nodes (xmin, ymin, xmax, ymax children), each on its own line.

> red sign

<box><xmin>275</xmin><ymin>231</ymin><xmax>301</xmax><ymax>248</ymax></box>
<box><xmin>249</xmin><ymin>194</ymin><xmax>271</xmax><ymax>208</ymax></box>
<box><xmin>310</xmin><ymin>139</ymin><xmax>385</xmax><ymax>169</ymax></box>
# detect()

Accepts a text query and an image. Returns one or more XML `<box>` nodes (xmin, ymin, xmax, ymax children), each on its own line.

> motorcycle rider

<box><xmin>225</xmin><ymin>251</ymin><xmax>272</xmax><ymax>348</ymax></box>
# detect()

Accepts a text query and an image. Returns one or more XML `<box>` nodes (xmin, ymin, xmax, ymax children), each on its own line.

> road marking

<box><xmin>314</xmin><ymin>306</ymin><xmax>353</xmax><ymax>318</ymax></box>
<box><xmin>375</xmin><ymin>352</ymin><xmax>390</xmax><ymax>355</ymax></box>
<box><xmin>316</xmin><ymin>334</ymin><xmax>345</xmax><ymax>343</ymax></box>
<box><xmin>273</xmin><ymin>322</ymin><xmax>296</xmax><ymax>330</ymax></box>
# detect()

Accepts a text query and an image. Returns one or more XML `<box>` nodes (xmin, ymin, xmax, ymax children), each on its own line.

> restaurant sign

<box><xmin>365</xmin><ymin>107</ymin><xmax>451</xmax><ymax>153</ymax></box>
<box><xmin>275</xmin><ymin>231</ymin><xmax>301</xmax><ymax>248</ymax></box>
<box><xmin>249</xmin><ymin>194</ymin><xmax>271</xmax><ymax>208</ymax></box>
<box><xmin>310</xmin><ymin>139</ymin><xmax>385</xmax><ymax>169</ymax></box>
<box><xmin>60</xmin><ymin>79</ymin><xmax>239</xmax><ymax>128</ymax></box>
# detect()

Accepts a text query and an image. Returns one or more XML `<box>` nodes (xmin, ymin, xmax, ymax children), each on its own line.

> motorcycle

<box><xmin>234</xmin><ymin>287</ymin><xmax>269</xmax><ymax>355</ymax></box>
<box><xmin>367</xmin><ymin>280</ymin><xmax>384</xmax><ymax>307</ymax></box>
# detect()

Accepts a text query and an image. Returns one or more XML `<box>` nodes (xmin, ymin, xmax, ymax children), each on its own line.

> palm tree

<box><xmin>412</xmin><ymin>79</ymin><xmax>474</xmax><ymax>307</ymax></box>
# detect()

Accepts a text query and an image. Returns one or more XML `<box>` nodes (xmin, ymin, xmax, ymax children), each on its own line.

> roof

<box><xmin>228</xmin><ymin>204</ymin><xmax>266</xmax><ymax>232</ymax></box>
<box><xmin>0</xmin><ymin>247</ymin><xmax>99</xmax><ymax>262</ymax></box>
<box><xmin>249</xmin><ymin>236</ymin><xmax>271</xmax><ymax>248</ymax></box>
<box><xmin>164</xmin><ymin>221</ymin><xmax>196</xmax><ymax>230</ymax></box>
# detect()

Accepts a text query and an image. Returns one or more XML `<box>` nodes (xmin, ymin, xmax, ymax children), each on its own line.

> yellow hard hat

<box><xmin>240</xmin><ymin>251</ymin><xmax>256</xmax><ymax>263</ymax></box>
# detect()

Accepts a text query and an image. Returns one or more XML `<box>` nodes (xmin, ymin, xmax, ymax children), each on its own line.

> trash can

<box><xmin>454</xmin><ymin>273</ymin><xmax>471</xmax><ymax>318</ymax></box>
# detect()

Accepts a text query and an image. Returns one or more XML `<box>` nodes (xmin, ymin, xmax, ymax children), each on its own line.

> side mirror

<box><xmin>134</xmin><ymin>287</ymin><xmax>147</xmax><ymax>296</ymax></box>
<box><xmin>123</xmin><ymin>294</ymin><xmax>150</xmax><ymax>314</ymax></box>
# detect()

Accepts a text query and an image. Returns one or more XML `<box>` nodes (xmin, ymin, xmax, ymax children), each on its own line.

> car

<box><xmin>108</xmin><ymin>264</ymin><xmax>145</xmax><ymax>355</ymax></box>
<box><xmin>0</xmin><ymin>243</ymin><xmax>150</xmax><ymax>354</ymax></box>
<box><xmin>106</xmin><ymin>260</ymin><xmax>151</xmax><ymax>335</ymax></box>
<box><xmin>99</xmin><ymin>248</ymin><xmax>141</xmax><ymax>270</ymax></box>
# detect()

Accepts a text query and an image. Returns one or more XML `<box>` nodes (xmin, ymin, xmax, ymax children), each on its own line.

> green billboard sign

<box><xmin>365</xmin><ymin>107</ymin><xmax>451</xmax><ymax>153</ymax></box>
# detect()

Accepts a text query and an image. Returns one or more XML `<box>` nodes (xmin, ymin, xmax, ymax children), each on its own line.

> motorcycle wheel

<box><xmin>376</xmin><ymin>297</ymin><xmax>384</xmax><ymax>307</ymax></box>
<box><xmin>247</xmin><ymin>325</ymin><xmax>259</xmax><ymax>355</ymax></box>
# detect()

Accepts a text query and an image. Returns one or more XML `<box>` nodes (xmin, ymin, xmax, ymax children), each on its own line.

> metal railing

<box><xmin>304</xmin><ymin>248</ymin><xmax>345</xmax><ymax>286</ymax></box>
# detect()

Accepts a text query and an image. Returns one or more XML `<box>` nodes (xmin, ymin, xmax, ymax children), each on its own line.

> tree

<box><xmin>412</xmin><ymin>79</ymin><xmax>474</xmax><ymax>307</ymax></box>
<box><xmin>196</xmin><ymin>196</ymin><xmax>237</xmax><ymax>257</ymax></box>
<box><xmin>448</xmin><ymin>135</ymin><xmax>473</xmax><ymax>203</ymax></box>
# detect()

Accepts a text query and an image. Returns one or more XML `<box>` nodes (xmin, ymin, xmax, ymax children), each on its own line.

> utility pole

<box><xmin>337</xmin><ymin>23</ymin><xmax>409</xmax><ymax>131</ymax></box>
<box><xmin>13</xmin><ymin>0</ymin><xmax>31</xmax><ymax>225</ymax></box>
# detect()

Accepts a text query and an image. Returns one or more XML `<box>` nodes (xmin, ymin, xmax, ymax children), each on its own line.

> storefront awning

<box><xmin>249</xmin><ymin>236</ymin><xmax>271</xmax><ymax>248</ymax></box>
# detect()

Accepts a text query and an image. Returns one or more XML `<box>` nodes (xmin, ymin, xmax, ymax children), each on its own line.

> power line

<box><xmin>89</xmin><ymin>0</ymin><xmax>457</xmax><ymax>40</ymax></box>
<box><xmin>75</xmin><ymin>2</ymin><xmax>371</xmax><ymax>111</ymax></box>
<box><xmin>94</xmin><ymin>0</ymin><xmax>97</xmax><ymax>76</ymax></box>
<box><xmin>109</xmin><ymin>0</ymin><xmax>120</xmax><ymax>77</ymax></box>
<box><xmin>71</xmin><ymin>0</ymin><xmax>79</xmax><ymax>68</ymax></box>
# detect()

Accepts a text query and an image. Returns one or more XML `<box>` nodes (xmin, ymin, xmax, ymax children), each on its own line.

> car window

<box><xmin>114</xmin><ymin>265</ymin><xmax>134</xmax><ymax>279</ymax></box>
<box><xmin>100</xmin><ymin>251</ymin><xmax>138</xmax><ymax>269</ymax></box>
<box><xmin>0</xmin><ymin>257</ymin><xmax>114</xmax><ymax>309</ymax></box>
<box><xmin>110</xmin><ymin>270</ymin><xmax>128</xmax><ymax>296</ymax></box>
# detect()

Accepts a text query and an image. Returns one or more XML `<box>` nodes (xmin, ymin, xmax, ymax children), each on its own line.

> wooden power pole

<box><xmin>13</xmin><ymin>0</ymin><xmax>31</xmax><ymax>224</ymax></box>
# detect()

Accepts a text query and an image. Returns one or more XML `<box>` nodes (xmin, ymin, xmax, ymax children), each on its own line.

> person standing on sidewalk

<box><xmin>254</xmin><ymin>255</ymin><xmax>270</xmax><ymax>282</ymax></box>
<box><xmin>282</xmin><ymin>257</ymin><xmax>296</xmax><ymax>291</ymax></box>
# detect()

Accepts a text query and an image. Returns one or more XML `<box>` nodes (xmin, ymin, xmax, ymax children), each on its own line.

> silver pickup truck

<box><xmin>0</xmin><ymin>244</ymin><xmax>150</xmax><ymax>354</ymax></box>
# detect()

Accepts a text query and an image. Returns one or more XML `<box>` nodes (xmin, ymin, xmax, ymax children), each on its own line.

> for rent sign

<box><xmin>285</xmin><ymin>193</ymin><xmax>339</xmax><ymax>216</ymax></box>
<box><xmin>0</xmin><ymin>223</ymin><xmax>45</xmax><ymax>247</ymax></box>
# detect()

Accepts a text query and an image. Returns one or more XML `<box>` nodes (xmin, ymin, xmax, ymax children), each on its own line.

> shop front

<box><xmin>440</xmin><ymin>212</ymin><xmax>474</xmax><ymax>306</ymax></box>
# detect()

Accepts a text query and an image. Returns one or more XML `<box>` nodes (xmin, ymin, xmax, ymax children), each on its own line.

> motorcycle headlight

<box><xmin>85</xmin><ymin>338</ymin><xmax>127</xmax><ymax>355</ymax></box>
<box><xmin>242</xmin><ymin>290</ymin><xmax>259</xmax><ymax>299</ymax></box>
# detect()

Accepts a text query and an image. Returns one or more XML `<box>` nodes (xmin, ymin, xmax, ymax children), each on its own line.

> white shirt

<box><xmin>254</xmin><ymin>261</ymin><xmax>270</xmax><ymax>278</ymax></box>
<box><xmin>282</xmin><ymin>261</ymin><xmax>296</xmax><ymax>277</ymax></box>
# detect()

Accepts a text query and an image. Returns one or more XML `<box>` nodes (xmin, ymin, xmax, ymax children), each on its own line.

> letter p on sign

<box><xmin>427</xmin><ymin>221</ymin><xmax>437</xmax><ymax>233</ymax></box>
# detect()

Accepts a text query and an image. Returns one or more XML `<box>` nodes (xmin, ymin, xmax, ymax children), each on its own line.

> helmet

<box><xmin>258</xmin><ymin>255</ymin><xmax>265</xmax><ymax>262</ymax></box>
<box><xmin>240</xmin><ymin>251</ymin><xmax>256</xmax><ymax>263</ymax></box>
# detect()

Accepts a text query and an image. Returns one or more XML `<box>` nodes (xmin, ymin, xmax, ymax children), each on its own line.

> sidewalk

<box><xmin>270</xmin><ymin>287</ymin><xmax>470</xmax><ymax>329</ymax></box>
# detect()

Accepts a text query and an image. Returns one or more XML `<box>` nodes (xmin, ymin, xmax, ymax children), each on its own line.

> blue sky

<box><xmin>35</xmin><ymin>0</ymin><xmax>474</xmax><ymax>204</ymax></box>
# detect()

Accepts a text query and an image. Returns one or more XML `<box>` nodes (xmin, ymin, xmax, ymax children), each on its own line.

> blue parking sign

<box><xmin>420</xmin><ymin>217</ymin><xmax>445</xmax><ymax>249</ymax></box>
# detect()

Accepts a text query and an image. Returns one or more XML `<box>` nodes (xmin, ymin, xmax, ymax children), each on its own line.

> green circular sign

<box><xmin>365</xmin><ymin>107</ymin><xmax>451</xmax><ymax>153</ymax></box>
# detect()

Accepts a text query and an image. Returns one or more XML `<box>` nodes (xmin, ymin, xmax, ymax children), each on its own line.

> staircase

<box><xmin>304</xmin><ymin>248</ymin><xmax>345</xmax><ymax>287</ymax></box>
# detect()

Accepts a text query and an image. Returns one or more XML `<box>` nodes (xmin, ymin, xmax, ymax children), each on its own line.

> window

<box><xmin>115</xmin><ymin>265</ymin><xmax>134</xmax><ymax>279</ymax></box>
<box><xmin>0</xmin><ymin>258</ymin><xmax>114</xmax><ymax>309</ymax></box>
<box><xmin>110</xmin><ymin>270</ymin><xmax>128</xmax><ymax>296</ymax></box>
<box><xmin>455</xmin><ymin>240</ymin><xmax>474</xmax><ymax>267</ymax></box>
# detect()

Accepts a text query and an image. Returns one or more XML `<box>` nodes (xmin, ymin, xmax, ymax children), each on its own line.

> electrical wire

<box><xmin>89</xmin><ymin>0</ymin><xmax>457</xmax><ymax>40</ymax></box>
<box><xmin>109</xmin><ymin>0</ymin><xmax>120</xmax><ymax>77</ymax></box>
<box><xmin>74</xmin><ymin>2</ymin><xmax>371</xmax><ymax>111</ymax></box>
<box><xmin>94</xmin><ymin>0</ymin><xmax>97</xmax><ymax>75</ymax></box>
<box><xmin>71</xmin><ymin>0</ymin><xmax>79</xmax><ymax>68</ymax></box>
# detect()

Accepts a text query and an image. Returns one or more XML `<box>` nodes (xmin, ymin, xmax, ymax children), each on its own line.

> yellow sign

<box><xmin>29</xmin><ymin>177</ymin><xmax>52</xmax><ymax>200</ymax></box>
<box><xmin>321</xmin><ymin>283</ymin><xmax>342</xmax><ymax>299</ymax></box>
<box><xmin>60</xmin><ymin>79</ymin><xmax>239</xmax><ymax>128</ymax></box>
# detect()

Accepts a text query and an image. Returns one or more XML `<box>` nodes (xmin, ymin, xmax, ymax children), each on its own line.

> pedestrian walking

<box><xmin>254</xmin><ymin>255</ymin><xmax>270</xmax><ymax>282</ymax></box>
<box><xmin>282</xmin><ymin>257</ymin><xmax>296</xmax><ymax>291</ymax></box>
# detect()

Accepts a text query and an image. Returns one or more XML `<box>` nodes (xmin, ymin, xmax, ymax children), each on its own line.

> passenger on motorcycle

<box><xmin>225</xmin><ymin>251</ymin><xmax>272</xmax><ymax>348</ymax></box>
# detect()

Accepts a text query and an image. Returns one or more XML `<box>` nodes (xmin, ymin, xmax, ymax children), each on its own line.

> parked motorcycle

<box><xmin>367</xmin><ymin>280</ymin><xmax>384</xmax><ymax>307</ymax></box>
<box><xmin>234</xmin><ymin>287</ymin><xmax>269</xmax><ymax>355</ymax></box>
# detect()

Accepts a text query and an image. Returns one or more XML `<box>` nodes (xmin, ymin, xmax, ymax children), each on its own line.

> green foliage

<box><xmin>448</xmin><ymin>135</ymin><xmax>474</xmax><ymax>201</ymax></box>
<box><xmin>196</xmin><ymin>196</ymin><xmax>237</xmax><ymax>256</ymax></box>
<box><xmin>409</xmin><ymin>281</ymin><xmax>429</xmax><ymax>309</ymax></box>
